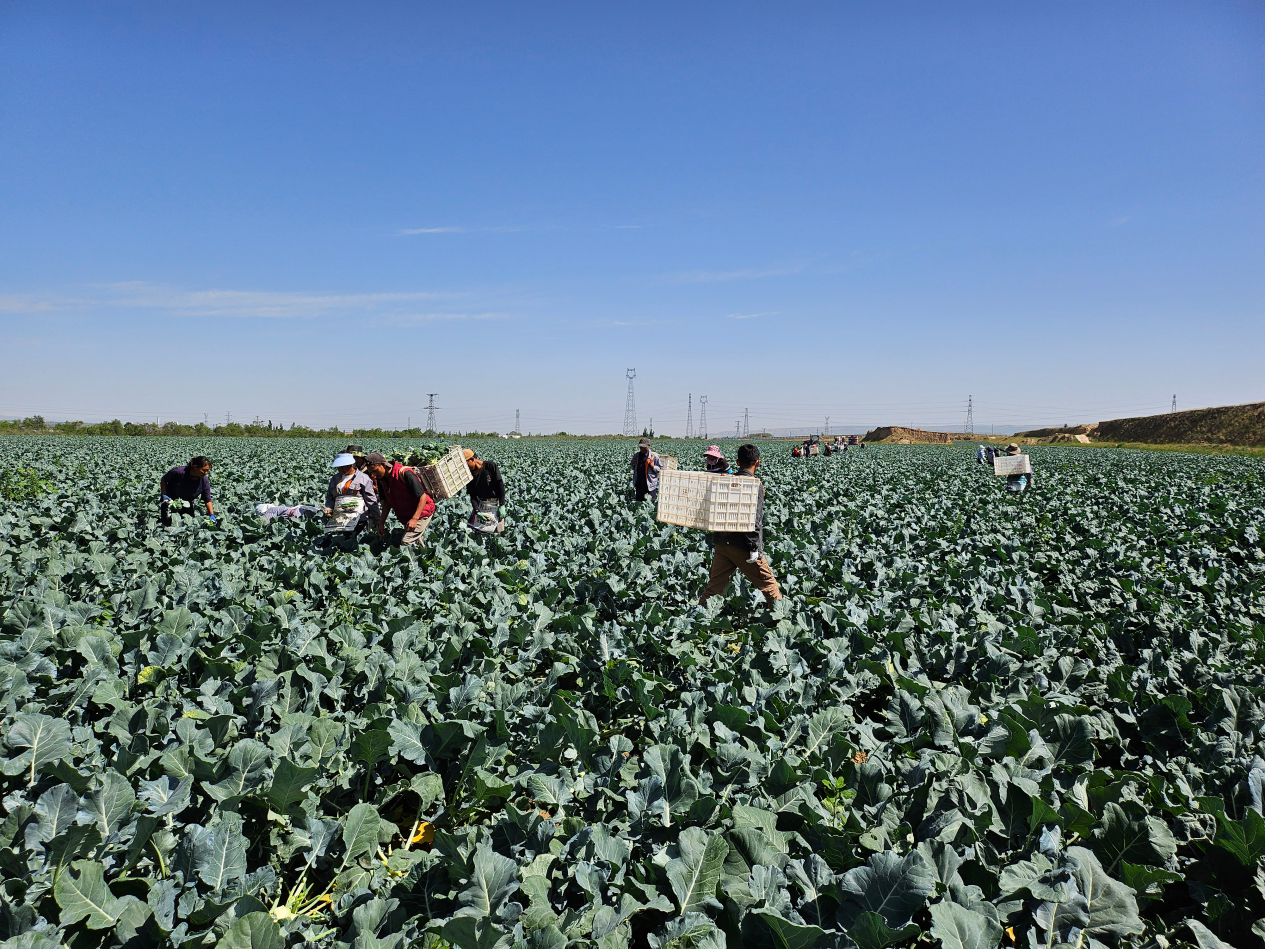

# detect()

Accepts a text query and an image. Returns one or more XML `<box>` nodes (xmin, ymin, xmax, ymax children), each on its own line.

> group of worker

<box><xmin>631</xmin><ymin>439</ymin><xmax>782</xmax><ymax>606</ymax></box>
<box><xmin>158</xmin><ymin>446</ymin><xmax>508</xmax><ymax>547</ymax></box>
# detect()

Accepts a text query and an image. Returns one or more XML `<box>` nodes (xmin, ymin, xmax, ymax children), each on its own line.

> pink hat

<box><xmin>703</xmin><ymin>445</ymin><xmax>723</xmax><ymax>458</ymax></box>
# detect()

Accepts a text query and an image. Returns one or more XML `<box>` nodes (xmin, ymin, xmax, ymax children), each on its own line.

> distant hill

<box><xmin>1018</xmin><ymin>402</ymin><xmax>1265</xmax><ymax>447</ymax></box>
<box><xmin>862</xmin><ymin>426</ymin><xmax>956</xmax><ymax>444</ymax></box>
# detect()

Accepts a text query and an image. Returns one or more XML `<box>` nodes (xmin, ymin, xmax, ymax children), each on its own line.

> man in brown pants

<box><xmin>699</xmin><ymin>443</ymin><xmax>782</xmax><ymax>604</ymax></box>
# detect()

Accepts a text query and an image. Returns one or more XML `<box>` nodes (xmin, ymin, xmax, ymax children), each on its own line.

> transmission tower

<box><xmin>735</xmin><ymin>421</ymin><xmax>741</xmax><ymax>437</ymax></box>
<box><xmin>426</xmin><ymin>394</ymin><xmax>438</xmax><ymax>433</ymax></box>
<box><xmin>965</xmin><ymin>395</ymin><xmax>974</xmax><ymax>434</ymax></box>
<box><xmin>743</xmin><ymin>409</ymin><xmax>749</xmax><ymax>438</ymax></box>
<box><xmin>622</xmin><ymin>369</ymin><xmax>637</xmax><ymax>436</ymax></box>
<box><xmin>699</xmin><ymin>396</ymin><xmax>708</xmax><ymax>439</ymax></box>
<box><xmin>686</xmin><ymin>394</ymin><xmax>693</xmax><ymax>438</ymax></box>
<box><xmin>825</xmin><ymin>416</ymin><xmax>830</xmax><ymax>437</ymax></box>
<box><xmin>515</xmin><ymin>409</ymin><xmax>520</xmax><ymax>434</ymax></box>
<box><xmin>1171</xmin><ymin>394</ymin><xmax>1176</xmax><ymax>413</ymax></box>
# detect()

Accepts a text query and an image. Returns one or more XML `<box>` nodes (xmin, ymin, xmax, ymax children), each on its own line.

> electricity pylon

<box><xmin>622</xmin><ymin>370</ymin><xmax>637</xmax><ymax>436</ymax></box>
<box><xmin>699</xmin><ymin>396</ymin><xmax>708</xmax><ymax>439</ymax></box>
<box><xmin>743</xmin><ymin>409</ymin><xmax>749</xmax><ymax>438</ymax></box>
<box><xmin>515</xmin><ymin>409</ymin><xmax>520</xmax><ymax>434</ymax></box>
<box><xmin>426</xmin><ymin>394</ymin><xmax>438</xmax><ymax>433</ymax></box>
<box><xmin>686</xmin><ymin>394</ymin><xmax>693</xmax><ymax>438</ymax></box>
<box><xmin>965</xmin><ymin>395</ymin><xmax>974</xmax><ymax>434</ymax></box>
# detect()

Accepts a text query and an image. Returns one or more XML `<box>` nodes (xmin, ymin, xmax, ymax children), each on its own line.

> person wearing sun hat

<box><xmin>321</xmin><ymin>452</ymin><xmax>379</xmax><ymax>546</ymax></box>
<box><xmin>1002</xmin><ymin>443</ymin><xmax>1035</xmax><ymax>493</ymax></box>
<box><xmin>703</xmin><ymin>445</ymin><xmax>730</xmax><ymax>474</ymax></box>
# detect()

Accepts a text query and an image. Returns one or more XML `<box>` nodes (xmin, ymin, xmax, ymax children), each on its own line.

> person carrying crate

<box><xmin>363</xmin><ymin>452</ymin><xmax>436</xmax><ymax>545</ymax></box>
<box><xmin>699</xmin><ymin>443</ymin><xmax>782</xmax><ymax>604</ymax></box>
<box><xmin>463</xmin><ymin>448</ymin><xmax>507</xmax><ymax>533</ymax></box>
<box><xmin>631</xmin><ymin>438</ymin><xmax>662</xmax><ymax>502</ymax></box>
<box><xmin>1001</xmin><ymin>443</ymin><xmax>1035</xmax><ymax>493</ymax></box>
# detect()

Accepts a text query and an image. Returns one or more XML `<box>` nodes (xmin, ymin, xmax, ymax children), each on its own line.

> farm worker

<box><xmin>792</xmin><ymin>446</ymin><xmax>802</xmax><ymax>458</ymax></box>
<box><xmin>363</xmin><ymin>452</ymin><xmax>436</xmax><ymax>545</ymax></box>
<box><xmin>703</xmin><ymin>445</ymin><xmax>730</xmax><ymax>474</ymax></box>
<box><xmin>159</xmin><ymin>456</ymin><xmax>214</xmax><ymax>526</ymax></box>
<box><xmin>1002</xmin><ymin>443</ymin><xmax>1035</xmax><ymax>493</ymax></box>
<box><xmin>976</xmin><ymin>445</ymin><xmax>986</xmax><ymax>464</ymax></box>
<box><xmin>631</xmin><ymin>438</ymin><xmax>662</xmax><ymax>502</ymax></box>
<box><xmin>344</xmin><ymin>444</ymin><xmax>368</xmax><ymax>470</ymax></box>
<box><xmin>699</xmin><ymin>443</ymin><xmax>782</xmax><ymax>604</ymax></box>
<box><xmin>463</xmin><ymin>448</ymin><xmax>507</xmax><ymax>533</ymax></box>
<box><xmin>324</xmin><ymin>452</ymin><xmax>380</xmax><ymax>536</ymax></box>
<box><xmin>985</xmin><ymin>445</ymin><xmax>996</xmax><ymax>465</ymax></box>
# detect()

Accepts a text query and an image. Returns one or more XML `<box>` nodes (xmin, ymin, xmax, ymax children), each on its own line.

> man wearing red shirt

<box><xmin>363</xmin><ymin>452</ymin><xmax>435</xmax><ymax>546</ymax></box>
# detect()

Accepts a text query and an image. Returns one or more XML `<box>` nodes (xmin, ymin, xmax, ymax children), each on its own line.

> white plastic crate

<box><xmin>420</xmin><ymin>446</ymin><xmax>473</xmax><ymax>500</ymax></box>
<box><xmin>993</xmin><ymin>454</ymin><xmax>1033</xmax><ymax>476</ymax></box>
<box><xmin>656</xmin><ymin>469</ymin><xmax>761</xmax><ymax>532</ymax></box>
<box><xmin>661</xmin><ymin>455</ymin><xmax>680</xmax><ymax>471</ymax></box>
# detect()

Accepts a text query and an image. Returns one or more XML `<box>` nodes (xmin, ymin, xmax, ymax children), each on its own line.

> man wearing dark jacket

<box><xmin>159</xmin><ymin>456</ymin><xmax>215</xmax><ymax>526</ymax></box>
<box><xmin>463</xmin><ymin>449</ymin><xmax>507</xmax><ymax>533</ymax></box>
<box><xmin>699</xmin><ymin>443</ymin><xmax>782</xmax><ymax>603</ymax></box>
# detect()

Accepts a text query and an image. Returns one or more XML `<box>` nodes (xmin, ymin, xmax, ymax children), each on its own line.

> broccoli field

<box><xmin>1</xmin><ymin>437</ymin><xmax>1264</xmax><ymax>949</ymax></box>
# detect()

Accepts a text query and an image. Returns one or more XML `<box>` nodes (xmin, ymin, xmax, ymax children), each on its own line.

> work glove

<box><xmin>496</xmin><ymin>505</ymin><xmax>507</xmax><ymax>519</ymax></box>
<box><xmin>746</xmin><ymin>550</ymin><xmax>761</xmax><ymax>564</ymax></box>
<box><xmin>160</xmin><ymin>495</ymin><xmax>171</xmax><ymax>504</ymax></box>
<box><xmin>207</xmin><ymin>514</ymin><xmax>218</xmax><ymax>525</ymax></box>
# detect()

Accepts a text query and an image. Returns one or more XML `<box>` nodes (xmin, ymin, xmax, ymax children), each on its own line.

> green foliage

<box><xmin>0</xmin><ymin>437</ymin><xmax>1263</xmax><ymax>948</ymax></box>
<box><xmin>0</xmin><ymin>466</ymin><xmax>51</xmax><ymax>502</ymax></box>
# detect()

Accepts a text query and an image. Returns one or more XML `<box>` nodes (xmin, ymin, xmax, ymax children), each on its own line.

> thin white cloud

<box><xmin>0</xmin><ymin>281</ymin><xmax>516</xmax><ymax>323</ymax></box>
<box><xmin>397</xmin><ymin>225</ymin><xmax>532</xmax><ymax>235</ymax></box>
<box><xmin>1108</xmin><ymin>215</ymin><xmax>1131</xmax><ymax>227</ymax></box>
<box><xmin>676</xmin><ymin>265</ymin><xmax>801</xmax><ymax>283</ymax></box>
<box><xmin>96</xmin><ymin>282</ymin><xmax>454</xmax><ymax>319</ymax></box>
<box><xmin>726</xmin><ymin>311</ymin><xmax>779</xmax><ymax>320</ymax></box>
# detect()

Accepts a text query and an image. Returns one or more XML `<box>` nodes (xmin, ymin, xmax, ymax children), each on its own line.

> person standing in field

<box><xmin>159</xmin><ymin>456</ymin><xmax>215</xmax><ymax>525</ymax></box>
<box><xmin>631</xmin><ymin>437</ymin><xmax>662</xmax><ymax>502</ymax></box>
<box><xmin>699</xmin><ymin>443</ymin><xmax>782</xmax><ymax>604</ymax></box>
<box><xmin>364</xmin><ymin>452</ymin><xmax>436</xmax><ymax>545</ymax></box>
<box><xmin>463</xmin><ymin>448</ymin><xmax>507</xmax><ymax>533</ymax></box>
<box><xmin>1002</xmin><ymin>443</ymin><xmax>1035</xmax><ymax>493</ymax></box>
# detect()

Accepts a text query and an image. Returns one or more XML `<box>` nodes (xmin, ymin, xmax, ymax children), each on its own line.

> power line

<box><xmin>622</xmin><ymin>369</ymin><xmax>637</xmax><ymax>436</ymax></box>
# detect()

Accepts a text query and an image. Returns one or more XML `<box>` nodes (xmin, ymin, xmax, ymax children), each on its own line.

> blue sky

<box><xmin>1</xmin><ymin>2</ymin><xmax>1261</xmax><ymax>435</ymax></box>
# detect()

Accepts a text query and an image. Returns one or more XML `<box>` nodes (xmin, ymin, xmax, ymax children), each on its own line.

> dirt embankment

<box><xmin>1018</xmin><ymin>403</ymin><xmax>1265</xmax><ymax>447</ymax></box>
<box><xmin>1094</xmin><ymin>402</ymin><xmax>1265</xmax><ymax>446</ymax></box>
<box><xmin>862</xmin><ymin>426</ymin><xmax>956</xmax><ymax>444</ymax></box>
